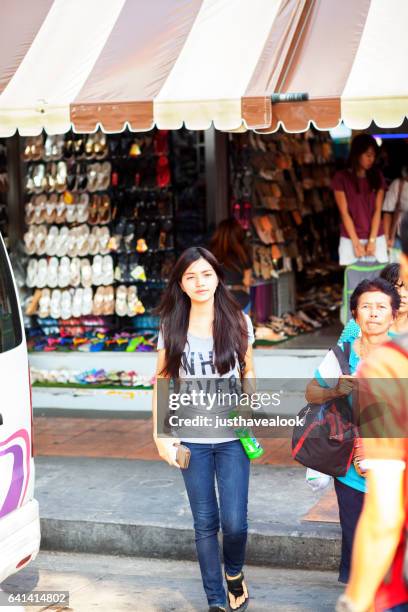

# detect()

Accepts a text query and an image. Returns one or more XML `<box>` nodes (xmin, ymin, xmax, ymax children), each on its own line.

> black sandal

<box><xmin>225</xmin><ymin>572</ymin><xmax>249</xmax><ymax>611</ymax></box>
<box><xmin>208</xmin><ymin>607</ymin><xmax>226</xmax><ymax>612</ymax></box>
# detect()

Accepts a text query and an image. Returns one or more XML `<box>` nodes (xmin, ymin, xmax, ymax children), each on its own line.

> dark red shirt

<box><xmin>331</xmin><ymin>169</ymin><xmax>385</xmax><ymax>239</ymax></box>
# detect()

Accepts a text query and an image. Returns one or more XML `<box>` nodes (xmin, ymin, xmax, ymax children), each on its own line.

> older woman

<box><xmin>305</xmin><ymin>278</ymin><xmax>400</xmax><ymax>584</ymax></box>
<box><xmin>339</xmin><ymin>263</ymin><xmax>408</xmax><ymax>345</ymax></box>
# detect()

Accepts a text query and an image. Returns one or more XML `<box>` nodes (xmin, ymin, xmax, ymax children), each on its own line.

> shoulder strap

<box><xmin>331</xmin><ymin>342</ymin><xmax>351</xmax><ymax>375</ymax></box>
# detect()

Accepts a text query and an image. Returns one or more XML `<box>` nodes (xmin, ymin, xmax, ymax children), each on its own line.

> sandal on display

<box><xmin>33</xmin><ymin>194</ymin><xmax>47</xmax><ymax>224</ymax></box>
<box><xmin>81</xmin><ymin>258</ymin><xmax>93</xmax><ymax>288</ymax></box>
<box><xmin>24</xmin><ymin>229</ymin><xmax>36</xmax><ymax>256</ymax></box>
<box><xmin>87</xmin><ymin>163</ymin><xmax>99</xmax><ymax>192</ymax></box>
<box><xmin>66</xmin><ymin>228</ymin><xmax>78</xmax><ymax>258</ymax></box>
<box><xmin>82</xmin><ymin>288</ymin><xmax>94</xmax><ymax>316</ymax></box>
<box><xmin>94</xmin><ymin>131</ymin><xmax>108</xmax><ymax>160</ymax></box>
<box><xmin>55</xmin><ymin>196</ymin><xmax>66</xmax><ymax>224</ymax></box>
<box><xmin>88</xmin><ymin>227</ymin><xmax>100</xmax><ymax>256</ymax></box>
<box><xmin>48</xmin><ymin>257</ymin><xmax>59</xmax><ymax>288</ymax></box>
<box><xmin>73</xmin><ymin>136</ymin><xmax>85</xmax><ymax>158</ymax></box>
<box><xmin>65</xmin><ymin>200</ymin><xmax>77</xmax><ymax>224</ymax></box>
<box><xmin>77</xmin><ymin>224</ymin><xmax>90</xmax><ymax>257</ymax></box>
<box><xmin>85</xmin><ymin>134</ymin><xmax>96</xmax><ymax>158</ymax></box>
<box><xmin>44</xmin><ymin>199</ymin><xmax>56</xmax><ymax>224</ymax></box>
<box><xmin>98</xmin><ymin>194</ymin><xmax>111</xmax><ymax>224</ymax></box>
<box><xmin>98</xmin><ymin>226</ymin><xmax>111</xmax><ymax>255</ymax></box>
<box><xmin>56</xmin><ymin>226</ymin><xmax>69</xmax><ymax>258</ymax></box>
<box><xmin>55</xmin><ymin>161</ymin><xmax>67</xmax><ymax>193</ymax></box>
<box><xmin>58</xmin><ymin>256</ymin><xmax>71</xmax><ymax>288</ymax></box>
<box><xmin>26</xmin><ymin>259</ymin><xmax>38</xmax><ymax>288</ymax></box>
<box><xmin>24</xmin><ymin>199</ymin><xmax>36</xmax><ymax>225</ymax></box>
<box><xmin>114</xmin><ymin>254</ymin><xmax>127</xmax><ymax>283</ymax></box>
<box><xmin>91</xmin><ymin>255</ymin><xmax>103</xmax><ymax>286</ymax></box>
<box><xmin>97</xmin><ymin>161</ymin><xmax>111</xmax><ymax>191</ymax></box>
<box><xmin>38</xmin><ymin>289</ymin><xmax>51</xmax><ymax>318</ymax></box>
<box><xmin>70</xmin><ymin>257</ymin><xmax>81</xmax><ymax>287</ymax></box>
<box><xmin>255</xmin><ymin>326</ymin><xmax>287</xmax><ymax>344</ymax></box>
<box><xmin>102</xmin><ymin>255</ymin><xmax>114</xmax><ymax>286</ymax></box>
<box><xmin>25</xmin><ymin>288</ymin><xmax>42</xmax><ymax>316</ymax></box>
<box><xmin>92</xmin><ymin>287</ymin><xmax>105</xmax><ymax>316</ymax></box>
<box><xmin>50</xmin><ymin>289</ymin><xmax>62</xmax><ymax>320</ymax></box>
<box><xmin>76</xmin><ymin>193</ymin><xmax>90</xmax><ymax>223</ymax></box>
<box><xmin>63</xmin><ymin>137</ymin><xmax>74</xmax><ymax>160</ymax></box>
<box><xmin>60</xmin><ymin>290</ymin><xmax>72</xmax><ymax>320</ymax></box>
<box><xmin>115</xmin><ymin>285</ymin><xmax>128</xmax><ymax>317</ymax></box>
<box><xmin>35</xmin><ymin>225</ymin><xmax>48</xmax><ymax>256</ymax></box>
<box><xmin>88</xmin><ymin>195</ymin><xmax>100</xmax><ymax>224</ymax></box>
<box><xmin>103</xmin><ymin>286</ymin><xmax>115</xmax><ymax>316</ymax></box>
<box><xmin>45</xmin><ymin>226</ymin><xmax>59</xmax><ymax>257</ymax></box>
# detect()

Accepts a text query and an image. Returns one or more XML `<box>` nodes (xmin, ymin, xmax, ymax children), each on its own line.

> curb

<box><xmin>40</xmin><ymin>518</ymin><xmax>341</xmax><ymax>571</ymax></box>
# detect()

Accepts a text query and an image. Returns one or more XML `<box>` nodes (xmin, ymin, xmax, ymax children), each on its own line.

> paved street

<box><xmin>1</xmin><ymin>552</ymin><xmax>343</xmax><ymax>612</ymax></box>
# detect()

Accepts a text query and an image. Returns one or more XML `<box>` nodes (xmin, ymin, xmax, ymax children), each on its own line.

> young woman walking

<box><xmin>152</xmin><ymin>246</ymin><xmax>255</xmax><ymax>612</ymax></box>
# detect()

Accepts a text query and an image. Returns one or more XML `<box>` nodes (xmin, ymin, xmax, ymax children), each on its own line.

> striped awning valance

<box><xmin>1</xmin><ymin>0</ymin><xmax>407</xmax><ymax>135</ymax></box>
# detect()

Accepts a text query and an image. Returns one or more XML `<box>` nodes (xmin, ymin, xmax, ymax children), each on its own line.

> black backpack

<box><xmin>291</xmin><ymin>342</ymin><xmax>357</xmax><ymax>477</ymax></box>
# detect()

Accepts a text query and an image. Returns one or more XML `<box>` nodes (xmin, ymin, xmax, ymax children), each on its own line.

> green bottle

<box><xmin>229</xmin><ymin>410</ymin><xmax>265</xmax><ymax>460</ymax></box>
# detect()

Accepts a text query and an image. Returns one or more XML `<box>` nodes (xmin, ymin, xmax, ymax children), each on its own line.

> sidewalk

<box><xmin>33</xmin><ymin>416</ymin><xmax>341</xmax><ymax>570</ymax></box>
<box><xmin>3</xmin><ymin>552</ymin><xmax>343</xmax><ymax>612</ymax></box>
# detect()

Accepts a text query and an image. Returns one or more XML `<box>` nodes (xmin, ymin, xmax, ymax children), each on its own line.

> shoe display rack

<box><xmin>22</xmin><ymin>128</ymin><xmax>176</xmax><ymax>355</ymax></box>
<box><xmin>229</xmin><ymin>129</ymin><xmax>342</xmax><ymax>344</ymax></box>
<box><xmin>0</xmin><ymin>139</ymin><xmax>9</xmax><ymax>247</ymax></box>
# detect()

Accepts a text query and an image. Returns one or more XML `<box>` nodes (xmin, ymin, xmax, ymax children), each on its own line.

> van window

<box><xmin>0</xmin><ymin>238</ymin><xmax>22</xmax><ymax>352</ymax></box>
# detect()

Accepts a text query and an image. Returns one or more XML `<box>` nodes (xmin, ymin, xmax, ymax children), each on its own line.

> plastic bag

<box><xmin>306</xmin><ymin>468</ymin><xmax>332</xmax><ymax>492</ymax></box>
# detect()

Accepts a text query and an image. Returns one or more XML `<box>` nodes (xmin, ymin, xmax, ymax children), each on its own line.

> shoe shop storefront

<box><xmin>0</xmin><ymin>0</ymin><xmax>407</xmax><ymax>414</ymax></box>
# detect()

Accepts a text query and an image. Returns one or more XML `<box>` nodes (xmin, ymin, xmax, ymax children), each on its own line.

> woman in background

<box><xmin>306</xmin><ymin>278</ymin><xmax>400</xmax><ymax>585</ymax></box>
<box><xmin>332</xmin><ymin>134</ymin><xmax>388</xmax><ymax>266</ymax></box>
<box><xmin>210</xmin><ymin>219</ymin><xmax>252</xmax><ymax>314</ymax></box>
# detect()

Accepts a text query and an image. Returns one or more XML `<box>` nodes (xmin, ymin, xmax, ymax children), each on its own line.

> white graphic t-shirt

<box><xmin>157</xmin><ymin>314</ymin><xmax>255</xmax><ymax>443</ymax></box>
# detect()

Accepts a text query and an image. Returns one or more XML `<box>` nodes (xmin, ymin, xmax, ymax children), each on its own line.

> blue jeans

<box><xmin>386</xmin><ymin>605</ymin><xmax>408</xmax><ymax>611</ymax></box>
<box><xmin>181</xmin><ymin>440</ymin><xmax>250</xmax><ymax>607</ymax></box>
<box><xmin>334</xmin><ymin>478</ymin><xmax>364</xmax><ymax>583</ymax></box>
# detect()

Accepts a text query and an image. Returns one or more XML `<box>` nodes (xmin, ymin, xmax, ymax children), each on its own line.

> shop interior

<box><xmin>1</xmin><ymin>124</ymin><xmax>406</xmax><ymax>394</ymax></box>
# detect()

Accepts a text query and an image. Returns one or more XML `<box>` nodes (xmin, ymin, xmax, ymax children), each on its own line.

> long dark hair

<box><xmin>209</xmin><ymin>218</ymin><xmax>250</xmax><ymax>271</ymax></box>
<box><xmin>348</xmin><ymin>133</ymin><xmax>382</xmax><ymax>192</ymax></box>
<box><xmin>156</xmin><ymin>247</ymin><xmax>249</xmax><ymax>378</ymax></box>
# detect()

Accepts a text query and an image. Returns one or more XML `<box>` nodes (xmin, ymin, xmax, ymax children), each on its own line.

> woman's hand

<box><xmin>335</xmin><ymin>375</ymin><xmax>356</xmax><ymax>397</ymax></box>
<box><xmin>154</xmin><ymin>437</ymin><xmax>181</xmax><ymax>468</ymax></box>
<box><xmin>353</xmin><ymin>240</ymin><xmax>366</xmax><ymax>258</ymax></box>
<box><xmin>366</xmin><ymin>240</ymin><xmax>376</xmax><ymax>257</ymax></box>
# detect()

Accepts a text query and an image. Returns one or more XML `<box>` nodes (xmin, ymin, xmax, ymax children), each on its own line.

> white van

<box><xmin>0</xmin><ymin>233</ymin><xmax>40</xmax><ymax>582</ymax></box>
